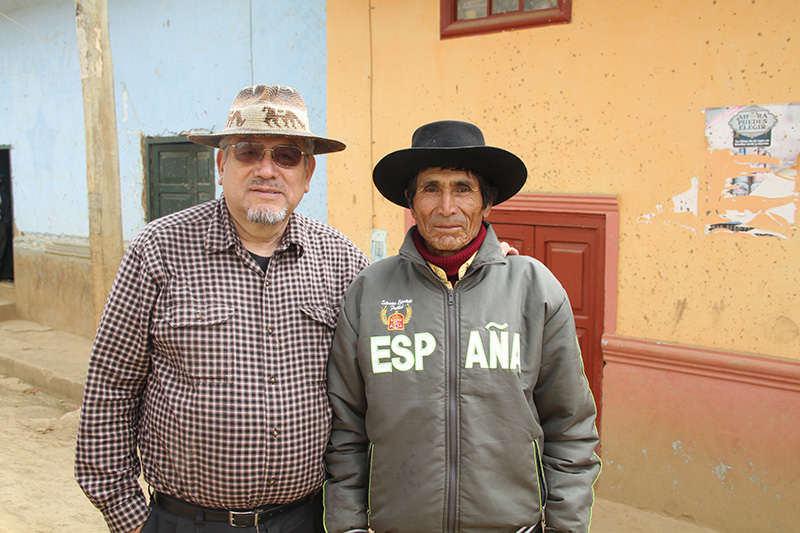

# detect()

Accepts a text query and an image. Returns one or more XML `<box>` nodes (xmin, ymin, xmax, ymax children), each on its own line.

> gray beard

<box><xmin>246</xmin><ymin>206</ymin><xmax>288</xmax><ymax>225</ymax></box>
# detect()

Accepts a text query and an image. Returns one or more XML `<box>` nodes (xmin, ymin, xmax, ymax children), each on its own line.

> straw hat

<box><xmin>188</xmin><ymin>84</ymin><xmax>345</xmax><ymax>154</ymax></box>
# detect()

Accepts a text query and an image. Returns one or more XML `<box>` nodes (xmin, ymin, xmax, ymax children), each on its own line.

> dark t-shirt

<box><xmin>248</xmin><ymin>251</ymin><xmax>270</xmax><ymax>273</ymax></box>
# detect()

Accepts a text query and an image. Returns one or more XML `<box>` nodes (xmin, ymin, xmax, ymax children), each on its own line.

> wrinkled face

<box><xmin>408</xmin><ymin>167</ymin><xmax>491</xmax><ymax>257</ymax></box>
<box><xmin>216</xmin><ymin>135</ymin><xmax>315</xmax><ymax>228</ymax></box>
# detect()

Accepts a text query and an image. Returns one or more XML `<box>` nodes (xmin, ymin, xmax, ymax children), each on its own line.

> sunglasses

<box><xmin>226</xmin><ymin>142</ymin><xmax>307</xmax><ymax>168</ymax></box>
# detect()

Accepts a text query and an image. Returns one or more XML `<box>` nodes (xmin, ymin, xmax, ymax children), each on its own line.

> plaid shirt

<box><xmin>75</xmin><ymin>198</ymin><xmax>369</xmax><ymax>533</ymax></box>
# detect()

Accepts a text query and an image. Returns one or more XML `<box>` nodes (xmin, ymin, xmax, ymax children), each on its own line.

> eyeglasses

<box><xmin>226</xmin><ymin>142</ymin><xmax>307</xmax><ymax>168</ymax></box>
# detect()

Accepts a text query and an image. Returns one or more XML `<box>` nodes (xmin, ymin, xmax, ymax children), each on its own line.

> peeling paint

<box><xmin>705</xmin><ymin>148</ymin><xmax>797</xmax><ymax>237</ymax></box>
<box><xmin>75</xmin><ymin>3</ymin><xmax>107</xmax><ymax>81</ymax></box>
<box><xmin>637</xmin><ymin>177</ymin><xmax>700</xmax><ymax>232</ymax></box>
<box><xmin>672</xmin><ymin>440</ymin><xmax>694</xmax><ymax>464</ymax></box>
<box><xmin>747</xmin><ymin>461</ymin><xmax>776</xmax><ymax>495</ymax></box>
<box><xmin>122</xmin><ymin>87</ymin><xmax>129</xmax><ymax>123</ymax></box>
<box><xmin>712</xmin><ymin>461</ymin><xmax>732</xmax><ymax>480</ymax></box>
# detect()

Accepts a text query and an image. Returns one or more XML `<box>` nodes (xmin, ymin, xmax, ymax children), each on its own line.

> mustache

<box><xmin>427</xmin><ymin>216</ymin><xmax>466</xmax><ymax>225</ymax></box>
<box><xmin>247</xmin><ymin>177</ymin><xmax>286</xmax><ymax>191</ymax></box>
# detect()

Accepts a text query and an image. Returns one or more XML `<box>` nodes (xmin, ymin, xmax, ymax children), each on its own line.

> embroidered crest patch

<box><xmin>380</xmin><ymin>300</ymin><xmax>413</xmax><ymax>331</ymax></box>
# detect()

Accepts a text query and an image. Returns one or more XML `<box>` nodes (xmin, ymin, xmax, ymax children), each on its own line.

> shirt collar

<box><xmin>204</xmin><ymin>196</ymin><xmax>307</xmax><ymax>258</ymax></box>
<box><xmin>426</xmin><ymin>251</ymin><xmax>480</xmax><ymax>289</ymax></box>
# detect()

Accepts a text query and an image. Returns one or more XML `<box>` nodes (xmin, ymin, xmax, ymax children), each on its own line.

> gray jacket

<box><xmin>324</xmin><ymin>224</ymin><xmax>600</xmax><ymax>533</ymax></box>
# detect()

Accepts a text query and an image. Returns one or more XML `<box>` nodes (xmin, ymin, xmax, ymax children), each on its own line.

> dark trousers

<box><xmin>141</xmin><ymin>494</ymin><xmax>323</xmax><ymax>533</ymax></box>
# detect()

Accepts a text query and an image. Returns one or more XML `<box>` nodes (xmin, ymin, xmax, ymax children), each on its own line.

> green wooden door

<box><xmin>147</xmin><ymin>138</ymin><xmax>216</xmax><ymax>221</ymax></box>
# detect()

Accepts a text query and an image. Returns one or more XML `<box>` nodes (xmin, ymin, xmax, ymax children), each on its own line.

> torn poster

<box><xmin>704</xmin><ymin>103</ymin><xmax>798</xmax><ymax>237</ymax></box>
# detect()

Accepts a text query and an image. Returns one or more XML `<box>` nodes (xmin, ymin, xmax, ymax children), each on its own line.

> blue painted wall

<box><xmin>0</xmin><ymin>0</ymin><xmax>330</xmax><ymax>241</ymax></box>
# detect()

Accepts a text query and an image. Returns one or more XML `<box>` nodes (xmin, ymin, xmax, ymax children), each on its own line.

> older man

<box><xmin>323</xmin><ymin>121</ymin><xmax>601</xmax><ymax>533</ymax></box>
<box><xmin>75</xmin><ymin>85</ymin><xmax>369</xmax><ymax>533</ymax></box>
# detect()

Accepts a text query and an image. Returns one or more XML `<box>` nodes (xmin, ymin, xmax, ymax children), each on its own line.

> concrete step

<box><xmin>0</xmin><ymin>298</ymin><xmax>17</xmax><ymax>321</ymax></box>
<box><xmin>0</xmin><ymin>280</ymin><xmax>14</xmax><ymax>302</ymax></box>
<box><xmin>0</xmin><ymin>281</ymin><xmax>16</xmax><ymax>321</ymax></box>
<box><xmin>0</xmin><ymin>320</ymin><xmax>91</xmax><ymax>404</ymax></box>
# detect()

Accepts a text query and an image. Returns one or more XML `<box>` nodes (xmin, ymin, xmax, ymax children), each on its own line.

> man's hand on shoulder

<box><xmin>500</xmin><ymin>241</ymin><xmax>520</xmax><ymax>257</ymax></box>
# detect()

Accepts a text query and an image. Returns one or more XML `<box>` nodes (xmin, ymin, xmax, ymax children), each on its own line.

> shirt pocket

<box><xmin>299</xmin><ymin>303</ymin><xmax>338</xmax><ymax>329</ymax></box>
<box><xmin>162</xmin><ymin>302</ymin><xmax>235</xmax><ymax>380</ymax></box>
<box><xmin>298</xmin><ymin>303</ymin><xmax>338</xmax><ymax>381</ymax></box>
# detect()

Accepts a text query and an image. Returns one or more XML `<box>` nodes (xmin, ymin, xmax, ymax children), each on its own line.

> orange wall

<box><xmin>328</xmin><ymin>0</ymin><xmax>800</xmax><ymax>360</ymax></box>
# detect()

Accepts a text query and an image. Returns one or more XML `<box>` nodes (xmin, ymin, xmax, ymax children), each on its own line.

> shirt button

<box><xmin>194</xmin><ymin>313</ymin><xmax>203</xmax><ymax>320</ymax></box>
<box><xmin>268</xmin><ymin>478</ymin><xmax>277</xmax><ymax>485</ymax></box>
<box><xmin>268</xmin><ymin>376</ymin><xmax>277</xmax><ymax>384</ymax></box>
<box><xmin>267</xmin><ymin>327</ymin><xmax>273</xmax><ymax>334</ymax></box>
<box><xmin>272</xmin><ymin>428</ymin><xmax>280</xmax><ymax>438</ymax></box>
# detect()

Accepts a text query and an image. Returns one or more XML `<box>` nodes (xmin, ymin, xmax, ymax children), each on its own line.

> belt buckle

<box><xmin>229</xmin><ymin>511</ymin><xmax>257</xmax><ymax>527</ymax></box>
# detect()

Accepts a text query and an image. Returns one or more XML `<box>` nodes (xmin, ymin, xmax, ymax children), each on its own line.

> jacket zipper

<box><xmin>402</xmin><ymin>240</ymin><xmax>505</xmax><ymax>532</ymax></box>
<box><xmin>445</xmin><ymin>288</ymin><xmax>458</xmax><ymax>533</ymax></box>
<box><xmin>533</xmin><ymin>439</ymin><xmax>547</xmax><ymax>529</ymax></box>
<box><xmin>367</xmin><ymin>442</ymin><xmax>375</xmax><ymax>520</ymax></box>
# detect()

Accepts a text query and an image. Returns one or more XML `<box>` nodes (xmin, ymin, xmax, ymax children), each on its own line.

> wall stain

<box><xmin>769</xmin><ymin>315</ymin><xmax>799</xmax><ymax>344</ymax></box>
<box><xmin>673</xmin><ymin>299</ymin><xmax>688</xmax><ymax>330</ymax></box>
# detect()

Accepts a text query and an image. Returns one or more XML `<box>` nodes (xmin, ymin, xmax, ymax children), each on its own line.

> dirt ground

<box><xmin>0</xmin><ymin>376</ymin><xmax>106</xmax><ymax>532</ymax></box>
<box><xmin>0</xmin><ymin>374</ymin><xmax>720</xmax><ymax>533</ymax></box>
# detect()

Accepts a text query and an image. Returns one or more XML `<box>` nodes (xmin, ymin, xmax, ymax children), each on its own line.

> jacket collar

<box><xmin>400</xmin><ymin>221</ymin><xmax>506</xmax><ymax>273</ymax></box>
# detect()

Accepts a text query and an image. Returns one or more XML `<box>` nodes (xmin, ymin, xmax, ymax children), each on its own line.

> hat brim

<box><xmin>373</xmin><ymin>146</ymin><xmax>527</xmax><ymax>208</ymax></box>
<box><xmin>187</xmin><ymin>130</ymin><xmax>346</xmax><ymax>155</ymax></box>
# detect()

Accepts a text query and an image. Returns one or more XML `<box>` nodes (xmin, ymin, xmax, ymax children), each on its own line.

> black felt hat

<box><xmin>372</xmin><ymin>120</ymin><xmax>527</xmax><ymax>208</ymax></box>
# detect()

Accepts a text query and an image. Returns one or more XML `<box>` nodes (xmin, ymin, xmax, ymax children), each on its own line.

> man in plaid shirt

<box><xmin>75</xmin><ymin>85</ymin><xmax>369</xmax><ymax>533</ymax></box>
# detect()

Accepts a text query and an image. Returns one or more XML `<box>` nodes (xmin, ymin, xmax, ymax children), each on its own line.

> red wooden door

<box><xmin>489</xmin><ymin>210</ymin><xmax>605</xmax><ymax>430</ymax></box>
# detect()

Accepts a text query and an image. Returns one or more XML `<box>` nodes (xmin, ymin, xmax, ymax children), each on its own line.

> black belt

<box><xmin>153</xmin><ymin>491</ymin><xmax>313</xmax><ymax>528</ymax></box>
